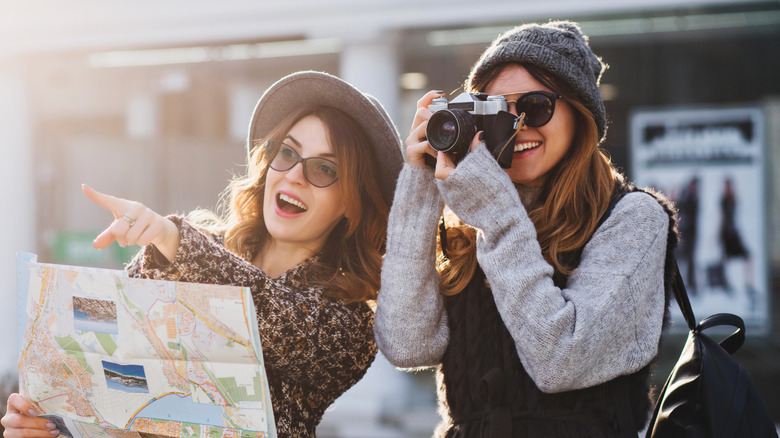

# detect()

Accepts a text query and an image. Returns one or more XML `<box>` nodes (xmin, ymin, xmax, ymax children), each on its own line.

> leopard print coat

<box><xmin>128</xmin><ymin>216</ymin><xmax>377</xmax><ymax>437</ymax></box>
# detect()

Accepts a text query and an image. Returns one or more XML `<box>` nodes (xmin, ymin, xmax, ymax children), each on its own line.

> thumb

<box><xmin>434</xmin><ymin>151</ymin><xmax>456</xmax><ymax>180</ymax></box>
<box><xmin>93</xmin><ymin>228</ymin><xmax>118</xmax><ymax>250</ymax></box>
<box><xmin>470</xmin><ymin>131</ymin><xmax>485</xmax><ymax>152</ymax></box>
<box><xmin>7</xmin><ymin>393</ymin><xmax>36</xmax><ymax>416</ymax></box>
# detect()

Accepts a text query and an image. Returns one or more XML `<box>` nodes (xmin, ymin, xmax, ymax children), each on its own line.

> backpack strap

<box><xmin>671</xmin><ymin>260</ymin><xmax>697</xmax><ymax>330</ymax></box>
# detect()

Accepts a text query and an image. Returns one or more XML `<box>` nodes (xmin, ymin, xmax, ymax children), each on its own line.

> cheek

<box><xmin>263</xmin><ymin>174</ymin><xmax>278</xmax><ymax>209</ymax></box>
<box><xmin>327</xmin><ymin>192</ymin><xmax>348</xmax><ymax>220</ymax></box>
<box><xmin>554</xmin><ymin>105</ymin><xmax>577</xmax><ymax>138</ymax></box>
<box><xmin>322</xmin><ymin>187</ymin><xmax>348</xmax><ymax>221</ymax></box>
<box><xmin>546</xmin><ymin>109</ymin><xmax>576</xmax><ymax>152</ymax></box>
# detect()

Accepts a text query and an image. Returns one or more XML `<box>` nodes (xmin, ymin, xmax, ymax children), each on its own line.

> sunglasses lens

<box><xmin>267</xmin><ymin>142</ymin><xmax>338</xmax><ymax>187</ymax></box>
<box><xmin>271</xmin><ymin>144</ymin><xmax>299</xmax><ymax>171</ymax></box>
<box><xmin>305</xmin><ymin>159</ymin><xmax>339</xmax><ymax>187</ymax></box>
<box><xmin>517</xmin><ymin>93</ymin><xmax>554</xmax><ymax>127</ymax></box>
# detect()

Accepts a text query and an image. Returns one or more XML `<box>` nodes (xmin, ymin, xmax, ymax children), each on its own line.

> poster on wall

<box><xmin>630</xmin><ymin>105</ymin><xmax>769</xmax><ymax>332</ymax></box>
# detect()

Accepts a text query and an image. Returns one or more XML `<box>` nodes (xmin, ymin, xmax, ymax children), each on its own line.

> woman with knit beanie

<box><xmin>3</xmin><ymin>71</ymin><xmax>404</xmax><ymax>438</ymax></box>
<box><xmin>375</xmin><ymin>21</ymin><xmax>678</xmax><ymax>437</ymax></box>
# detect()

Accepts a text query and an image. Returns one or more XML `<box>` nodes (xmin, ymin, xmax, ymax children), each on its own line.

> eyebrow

<box><xmin>284</xmin><ymin>135</ymin><xmax>337</xmax><ymax>159</ymax></box>
<box><xmin>284</xmin><ymin>134</ymin><xmax>301</xmax><ymax>148</ymax></box>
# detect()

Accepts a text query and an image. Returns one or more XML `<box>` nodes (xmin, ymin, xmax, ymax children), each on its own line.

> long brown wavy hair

<box><xmin>192</xmin><ymin>105</ymin><xmax>388</xmax><ymax>303</ymax></box>
<box><xmin>438</xmin><ymin>63</ymin><xmax>616</xmax><ymax>296</ymax></box>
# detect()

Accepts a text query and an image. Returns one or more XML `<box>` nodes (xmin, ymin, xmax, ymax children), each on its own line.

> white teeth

<box><xmin>279</xmin><ymin>193</ymin><xmax>307</xmax><ymax>211</ymax></box>
<box><xmin>514</xmin><ymin>141</ymin><xmax>541</xmax><ymax>152</ymax></box>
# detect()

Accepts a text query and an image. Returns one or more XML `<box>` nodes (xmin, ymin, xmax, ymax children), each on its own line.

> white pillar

<box><xmin>0</xmin><ymin>61</ymin><xmax>35</xmax><ymax>377</ymax></box>
<box><xmin>338</xmin><ymin>31</ymin><xmax>401</xmax><ymax>125</ymax></box>
<box><xmin>126</xmin><ymin>94</ymin><xmax>158</xmax><ymax>140</ymax></box>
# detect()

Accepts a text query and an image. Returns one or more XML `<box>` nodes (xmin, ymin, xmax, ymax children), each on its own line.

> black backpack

<box><xmin>643</xmin><ymin>263</ymin><xmax>778</xmax><ymax>437</ymax></box>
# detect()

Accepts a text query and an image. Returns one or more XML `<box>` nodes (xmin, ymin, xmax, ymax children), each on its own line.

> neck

<box><xmin>514</xmin><ymin>183</ymin><xmax>543</xmax><ymax>208</ymax></box>
<box><xmin>253</xmin><ymin>239</ymin><xmax>320</xmax><ymax>279</ymax></box>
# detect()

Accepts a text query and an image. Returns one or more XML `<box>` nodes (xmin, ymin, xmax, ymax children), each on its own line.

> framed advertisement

<box><xmin>630</xmin><ymin>105</ymin><xmax>769</xmax><ymax>332</ymax></box>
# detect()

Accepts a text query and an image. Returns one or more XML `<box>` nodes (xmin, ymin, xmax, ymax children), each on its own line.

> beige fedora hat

<box><xmin>247</xmin><ymin>71</ymin><xmax>403</xmax><ymax>207</ymax></box>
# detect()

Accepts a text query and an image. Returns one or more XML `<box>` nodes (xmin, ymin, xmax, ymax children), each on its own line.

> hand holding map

<box><xmin>15</xmin><ymin>253</ymin><xmax>276</xmax><ymax>438</ymax></box>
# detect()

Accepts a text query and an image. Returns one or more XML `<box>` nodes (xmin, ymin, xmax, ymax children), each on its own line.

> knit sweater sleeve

<box><xmin>127</xmin><ymin>215</ymin><xmax>256</xmax><ymax>286</ymax></box>
<box><xmin>374</xmin><ymin>163</ymin><xmax>450</xmax><ymax>369</ymax></box>
<box><xmin>437</xmin><ymin>145</ymin><xmax>669</xmax><ymax>393</ymax></box>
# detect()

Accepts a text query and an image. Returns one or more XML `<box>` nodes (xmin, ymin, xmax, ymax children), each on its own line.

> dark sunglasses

<box><xmin>497</xmin><ymin>91</ymin><xmax>565</xmax><ymax>127</ymax></box>
<box><xmin>265</xmin><ymin>140</ymin><xmax>339</xmax><ymax>188</ymax></box>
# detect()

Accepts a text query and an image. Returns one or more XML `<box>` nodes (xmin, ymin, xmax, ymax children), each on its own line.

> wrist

<box><xmin>152</xmin><ymin>218</ymin><xmax>181</xmax><ymax>262</ymax></box>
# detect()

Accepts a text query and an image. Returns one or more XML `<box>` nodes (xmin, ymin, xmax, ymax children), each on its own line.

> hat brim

<box><xmin>247</xmin><ymin>71</ymin><xmax>403</xmax><ymax>207</ymax></box>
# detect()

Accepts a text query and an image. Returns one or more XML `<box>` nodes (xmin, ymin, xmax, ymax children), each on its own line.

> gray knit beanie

<box><xmin>467</xmin><ymin>21</ymin><xmax>608</xmax><ymax>142</ymax></box>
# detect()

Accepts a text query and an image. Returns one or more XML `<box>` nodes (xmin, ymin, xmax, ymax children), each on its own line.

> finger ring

<box><xmin>119</xmin><ymin>215</ymin><xmax>136</xmax><ymax>227</ymax></box>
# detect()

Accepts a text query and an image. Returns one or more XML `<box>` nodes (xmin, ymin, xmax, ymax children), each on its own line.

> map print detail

<box><xmin>16</xmin><ymin>253</ymin><xmax>276</xmax><ymax>438</ymax></box>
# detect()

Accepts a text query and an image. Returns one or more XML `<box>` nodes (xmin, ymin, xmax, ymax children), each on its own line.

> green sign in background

<box><xmin>52</xmin><ymin>232</ymin><xmax>137</xmax><ymax>268</ymax></box>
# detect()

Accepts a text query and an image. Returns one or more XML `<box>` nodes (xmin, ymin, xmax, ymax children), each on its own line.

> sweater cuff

<box><xmin>437</xmin><ymin>145</ymin><xmax>524</xmax><ymax>230</ymax></box>
<box><xmin>131</xmin><ymin>215</ymin><xmax>189</xmax><ymax>281</ymax></box>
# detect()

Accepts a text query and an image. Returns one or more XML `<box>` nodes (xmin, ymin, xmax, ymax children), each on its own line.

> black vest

<box><xmin>438</xmin><ymin>180</ymin><xmax>679</xmax><ymax>438</ymax></box>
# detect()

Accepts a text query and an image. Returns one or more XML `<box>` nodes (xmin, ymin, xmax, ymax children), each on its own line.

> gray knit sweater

<box><xmin>375</xmin><ymin>144</ymin><xmax>669</xmax><ymax>393</ymax></box>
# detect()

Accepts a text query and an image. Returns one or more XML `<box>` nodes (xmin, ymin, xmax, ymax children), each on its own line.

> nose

<box><xmin>518</xmin><ymin>115</ymin><xmax>529</xmax><ymax>131</ymax></box>
<box><xmin>284</xmin><ymin>161</ymin><xmax>308</xmax><ymax>185</ymax></box>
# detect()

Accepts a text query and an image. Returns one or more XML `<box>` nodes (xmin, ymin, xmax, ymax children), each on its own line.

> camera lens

<box><xmin>426</xmin><ymin>109</ymin><xmax>475</xmax><ymax>156</ymax></box>
<box><xmin>436</xmin><ymin>120</ymin><xmax>457</xmax><ymax>145</ymax></box>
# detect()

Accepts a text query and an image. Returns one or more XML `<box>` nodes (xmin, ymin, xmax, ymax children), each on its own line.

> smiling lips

<box><xmin>276</xmin><ymin>192</ymin><xmax>308</xmax><ymax>215</ymax></box>
<box><xmin>514</xmin><ymin>140</ymin><xmax>541</xmax><ymax>153</ymax></box>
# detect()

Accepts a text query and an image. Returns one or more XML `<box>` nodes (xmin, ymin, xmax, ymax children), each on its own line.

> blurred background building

<box><xmin>1</xmin><ymin>0</ymin><xmax>779</xmax><ymax>435</ymax></box>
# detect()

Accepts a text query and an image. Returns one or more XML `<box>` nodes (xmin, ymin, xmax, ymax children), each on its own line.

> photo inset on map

<box><xmin>73</xmin><ymin>296</ymin><xmax>119</xmax><ymax>334</ymax></box>
<box><xmin>102</xmin><ymin>360</ymin><xmax>149</xmax><ymax>393</ymax></box>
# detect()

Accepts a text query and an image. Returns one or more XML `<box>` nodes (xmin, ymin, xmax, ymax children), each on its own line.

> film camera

<box><xmin>426</xmin><ymin>92</ymin><xmax>521</xmax><ymax>168</ymax></box>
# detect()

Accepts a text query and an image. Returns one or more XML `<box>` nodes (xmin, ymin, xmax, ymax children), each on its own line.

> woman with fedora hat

<box><xmin>375</xmin><ymin>22</ymin><xmax>678</xmax><ymax>437</ymax></box>
<box><xmin>3</xmin><ymin>71</ymin><xmax>404</xmax><ymax>437</ymax></box>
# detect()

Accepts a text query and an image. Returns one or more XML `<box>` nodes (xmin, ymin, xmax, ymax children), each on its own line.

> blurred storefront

<box><xmin>1</xmin><ymin>0</ymin><xmax>779</xmax><ymax>435</ymax></box>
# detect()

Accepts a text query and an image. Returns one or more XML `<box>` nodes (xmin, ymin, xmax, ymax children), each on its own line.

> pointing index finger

<box><xmin>82</xmin><ymin>184</ymin><xmax>126</xmax><ymax>215</ymax></box>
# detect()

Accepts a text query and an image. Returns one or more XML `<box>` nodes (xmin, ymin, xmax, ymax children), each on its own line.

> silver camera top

<box><xmin>428</xmin><ymin>92</ymin><xmax>508</xmax><ymax>116</ymax></box>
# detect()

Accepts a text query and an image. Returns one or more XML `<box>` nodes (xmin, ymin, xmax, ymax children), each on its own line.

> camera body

<box><xmin>426</xmin><ymin>92</ymin><xmax>516</xmax><ymax>168</ymax></box>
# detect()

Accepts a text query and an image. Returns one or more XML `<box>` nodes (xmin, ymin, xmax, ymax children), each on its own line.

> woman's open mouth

<box><xmin>276</xmin><ymin>192</ymin><xmax>308</xmax><ymax>214</ymax></box>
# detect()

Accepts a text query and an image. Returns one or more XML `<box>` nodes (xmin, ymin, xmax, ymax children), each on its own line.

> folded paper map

<box><xmin>16</xmin><ymin>253</ymin><xmax>276</xmax><ymax>438</ymax></box>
